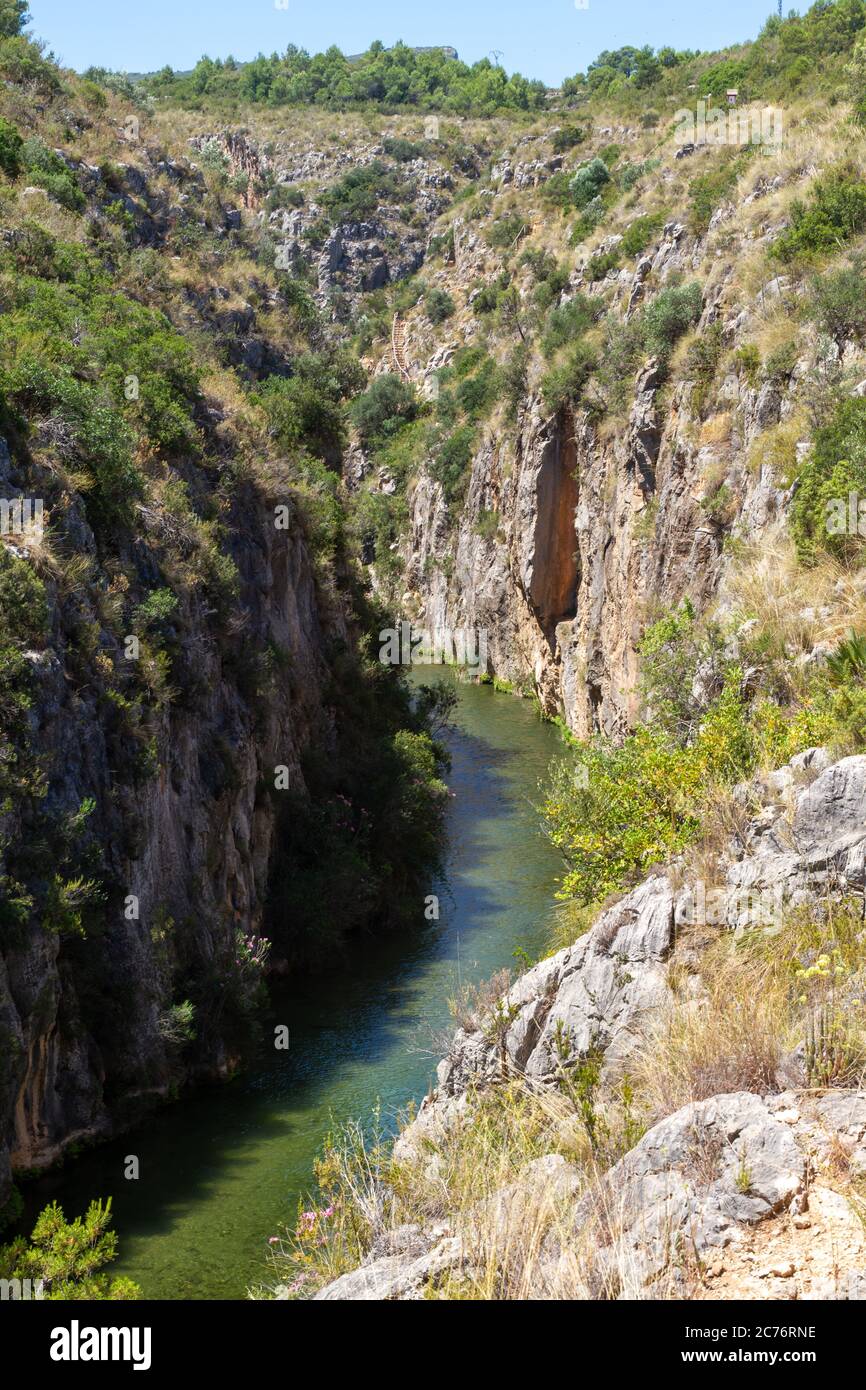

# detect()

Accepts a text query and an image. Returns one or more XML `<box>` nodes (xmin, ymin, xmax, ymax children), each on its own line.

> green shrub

<box><xmin>20</xmin><ymin>138</ymin><xmax>84</xmax><ymax>211</ymax></box>
<box><xmin>0</xmin><ymin>1199</ymin><xmax>140</xmax><ymax>1299</ymax></box>
<box><xmin>541</xmin><ymin>170</ymin><xmax>576</xmax><ymax>212</ymax></box>
<box><xmin>255</xmin><ymin>350</ymin><xmax>364</xmax><ymax>460</ymax></box>
<box><xmin>551</xmin><ymin>124</ymin><xmax>587</xmax><ymax>154</ymax></box>
<box><xmin>569</xmin><ymin>157</ymin><xmax>610</xmax><ymax>210</ymax></box>
<box><xmin>808</xmin><ymin>261</ymin><xmax>866</xmax><ymax>343</ymax></box>
<box><xmin>542</xmin><ymin>658</ymin><xmax>828</xmax><ymax>906</ymax></box>
<box><xmin>569</xmin><ymin>198</ymin><xmax>606</xmax><ymax>245</ymax></box>
<box><xmin>620</xmin><ymin>212</ymin><xmax>665</xmax><ymax>258</ymax></box>
<box><xmin>762</xmin><ymin>339</ymin><xmax>798</xmax><ymax>384</ymax></box>
<box><xmin>771</xmin><ymin>166</ymin><xmax>866</xmax><ymax>262</ymax></box>
<box><xmin>618</xmin><ymin>157</ymin><xmax>660</xmax><ymax>192</ymax></box>
<box><xmin>541</xmin><ymin>340</ymin><xmax>597</xmax><ymax>412</ymax></box>
<box><xmin>425</xmin><ymin>286</ymin><xmax>454</xmax><ymax>323</ymax></box>
<box><xmin>586</xmin><ymin>247</ymin><xmax>620</xmax><ymax>281</ymax></box>
<box><xmin>3</xmin><ymin>358</ymin><xmax>140</xmax><ymax>528</ymax></box>
<box><xmin>319</xmin><ymin>161</ymin><xmax>414</xmax><ymax>225</ymax></box>
<box><xmin>790</xmin><ymin>396</ymin><xmax>866</xmax><ymax>565</ymax></box>
<box><xmin>382</xmin><ymin>136</ymin><xmax>424</xmax><ymax>162</ymax></box>
<box><xmin>0</xmin><ymin>115</ymin><xmax>22</xmax><ymax>177</ymax></box>
<box><xmin>685</xmin><ymin>321</ymin><xmax>725</xmax><ymax>414</ymax></box>
<box><xmin>266</xmin><ymin>183</ymin><xmax>304</xmax><ymax>211</ymax></box>
<box><xmin>350</xmin><ymin>373</ymin><xmax>417</xmax><ymax>448</ymax></box>
<box><xmin>429</xmin><ymin>422</ymin><xmax>475</xmax><ymax>500</ymax></box>
<box><xmin>595</xmin><ymin>316</ymin><xmax>644</xmax><ymax>411</ymax></box>
<box><xmin>640</xmin><ymin>281</ymin><xmax>703</xmax><ymax>365</ymax></box>
<box><xmin>0</xmin><ymin>36</ymin><xmax>60</xmax><ymax>90</ymax></box>
<box><xmin>733</xmin><ymin>343</ymin><xmax>761</xmax><ymax>385</ymax></box>
<box><xmin>688</xmin><ymin>153</ymin><xmax>750</xmax><ymax>235</ymax></box>
<box><xmin>500</xmin><ymin>343</ymin><xmax>529</xmax><ymax>420</ymax></box>
<box><xmin>0</xmin><ymin>0</ymin><xmax>26</xmax><ymax>36</ymax></box>
<box><xmin>485</xmin><ymin>213</ymin><xmax>529</xmax><ymax>250</ymax></box>
<box><xmin>541</xmin><ymin>294</ymin><xmax>598</xmax><ymax>358</ymax></box>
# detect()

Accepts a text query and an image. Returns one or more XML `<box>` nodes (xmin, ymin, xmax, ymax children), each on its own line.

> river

<box><xmin>19</xmin><ymin>671</ymin><xmax>565</xmax><ymax>1299</ymax></box>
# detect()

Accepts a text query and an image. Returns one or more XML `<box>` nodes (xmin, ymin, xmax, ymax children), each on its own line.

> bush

<box><xmin>0</xmin><ymin>35</ymin><xmax>60</xmax><ymax>90</ymax></box>
<box><xmin>0</xmin><ymin>115</ymin><xmax>22</xmax><ymax>176</ymax></box>
<box><xmin>586</xmin><ymin>247</ymin><xmax>620</xmax><ymax>281</ymax></box>
<box><xmin>541</xmin><ymin>294</ymin><xmax>598</xmax><ymax>358</ymax></box>
<box><xmin>485</xmin><ymin>213</ymin><xmax>528</xmax><ymax>250</ymax></box>
<box><xmin>685</xmin><ymin>321</ymin><xmax>725</xmax><ymax>414</ymax></box>
<box><xmin>320</xmin><ymin>161</ymin><xmax>414</xmax><ymax>225</ymax></box>
<box><xmin>640</xmin><ymin>281</ymin><xmax>703</xmax><ymax>365</ymax></box>
<box><xmin>618</xmin><ymin>157</ymin><xmax>660</xmax><ymax>192</ymax></box>
<box><xmin>808</xmin><ymin>261</ymin><xmax>866</xmax><ymax>344</ymax></box>
<box><xmin>429</xmin><ymin>422</ymin><xmax>475</xmax><ymax>500</ymax></box>
<box><xmin>541</xmin><ymin>340</ymin><xmax>596</xmax><ymax>412</ymax></box>
<box><xmin>790</xmin><ymin>396</ymin><xmax>866</xmax><ymax>565</ymax></box>
<box><xmin>551</xmin><ymin>124</ymin><xmax>586</xmax><ymax>154</ymax></box>
<box><xmin>620</xmin><ymin>212</ymin><xmax>665</xmax><ymax>258</ymax></box>
<box><xmin>500</xmin><ymin>343</ymin><xmax>529</xmax><ymax>420</ymax></box>
<box><xmin>425</xmin><ymin>286</ymin><xmax>454</xmax><ymax>323</ymax></box>
<box><xmin>0</xmin><ymin>1</ymin><xmax>28</xmax><ymax>38</ymax></box>
<box><xmin>542</xmin><ymin>664</ymin><xmax>813</xmax><ymax>906</ymax></box>
<box><xmin>0</xmin><ymin>1199</ymin><xmax>140</xmax><ymax>1299</ymax></box>
<box><xmin>350</xmin><ymin>373</ymin><xmax>417</xmax><ymax>448</ymax></box>
<box><xmin>3</xmin><ymin>358</ymin><xmax>140</xmax><ymax>528</ymax></box>
<box><xmin>569</xmin><ymin>157</ymin><xmax>610</xmax><ymax>210</ymax></box>
<box><xmin>382</xmin><ymin>136</ymin><xmax>424</xmax><ymax>162</ymax></box>
<box><xmin>733</xmin><ymin>343</ymin><xmax>761</xmax><ymax>385</ymax></box>
<box><xmin>762</xmin><ymin>339</ymin><xmax>798</xmax><ymax>384</ymax></box>
<box><xmin>20</xmin><ymin>139</ymin><xmax>84</xmax><ymax>211</ymax></box>
<box><xmin>771</xmin><ymin>166</ymin><xmax>866</xmax><ymax>262</ymax></box>
<box><xmin>266</xmin><ymin>183</ymin><xmax>304</xmax><ymax>211</ymax></box>
<box><xmin>688</xmin><ymin>154</ymin><xmax>750</xmax><ymax>235</ymax></box>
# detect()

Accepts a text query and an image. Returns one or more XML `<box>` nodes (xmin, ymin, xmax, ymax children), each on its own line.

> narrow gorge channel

<box><xmin>16</xmin><ymin>674</ymin><xmax>564</xmax><ymax>1300</ymax></box>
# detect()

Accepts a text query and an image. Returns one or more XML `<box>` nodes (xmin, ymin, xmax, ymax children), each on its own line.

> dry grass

<box><xmin>630</xmin><ymin>948</ymin><xmax>787</xmax><ymax>1122</ymax></box>
<box><xmin>722</xmin><ymin>532</ymin><xmax>866</xmax><ymax>669</ymax></box>
<box><xmin>632</xmin><ymin>897</ymin><xmax>866</xmax><ymax>1126</ymax></box>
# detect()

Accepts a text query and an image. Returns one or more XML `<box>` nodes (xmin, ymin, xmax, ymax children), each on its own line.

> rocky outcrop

<box><xmin>395</xmin><ymin>750</ymin><xmax>866</xmax><ymax>1164</ymax></box>
<box><xmin>317</xmin><ymin>1088</ymin><xmax>866</xmax><ymax>1300</ymax></box>
<box><xmin>307</xmin><ymin>751</ymin><xmax>866</xmax><ymax>1299</ymax></box>
<box><xmin>0</xmin><ymin>445</ymin><xmax>340</xmax><ymax>1208</ymax></box>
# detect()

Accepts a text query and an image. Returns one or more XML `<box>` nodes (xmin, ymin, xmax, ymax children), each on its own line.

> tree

<box><xmin>0</xmin><ymin>1199</ymin><xmax>141</xmax><ymax>1299</ymax></box>
<box><xmin>0</xmin><ymin>0</ymin><xmax>28</xmax><ymax>38</ymax></box>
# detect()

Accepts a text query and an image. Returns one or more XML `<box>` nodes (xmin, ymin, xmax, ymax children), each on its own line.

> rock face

<box><xmin>0</xmin><ymin>447</ymin><xmax>340</xmax><ymax>1210</ymax></box>
<box><xmin>395</xmin><ymin>751</ymin><xmax>866</xmax><ymax>1164</ymax></box>
<box><xmin>403</xmin><ymin>283</ymin><xmax>802</xmax><ymax>737</ymax></box>
<box><xmin>570</xmin><ymin>1091</ymin><xmax>808</xmax><ymax>1297</ymax></box>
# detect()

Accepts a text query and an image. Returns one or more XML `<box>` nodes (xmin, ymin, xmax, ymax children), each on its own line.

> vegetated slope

<box><xmin>0</xmin><ymin>21</ymin><xmax>451</xmax><ymax>1222</ymax></box>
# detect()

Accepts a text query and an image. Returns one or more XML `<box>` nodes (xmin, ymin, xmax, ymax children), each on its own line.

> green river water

<box><xmin>20</xmin><ymin>672</ymin><xmax>565</xmax><ymax>1299</ymax></box>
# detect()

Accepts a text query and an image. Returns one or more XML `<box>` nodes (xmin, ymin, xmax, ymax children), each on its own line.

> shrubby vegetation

<box><xmin>791</xmin><ymin>395</ymin><xmax>866</xmax><ymax>564</ymax></box>
<box><xmin>771</xmin><ymin>165</ymin><xmax>866</xmax><ymax>262</ymax></box>
<box><xmin>0</xmin><ymin>1198</ymin><xmax>140</xmax><ymax>1299</ymax></box>
<box><xmin>542</xmin><ymin>596</ymin><xmax>866</xmax><ymax>906</ymax></box>
<box><xmin>266</xmin><ymin>643</ymin><xmax>454</xmax><ymax>965</ymax></box>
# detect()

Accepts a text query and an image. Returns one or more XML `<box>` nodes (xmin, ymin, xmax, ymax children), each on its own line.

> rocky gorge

<box><xmin>3</xmin><ymin>5</ymin><xmax>866</xmax><ymax>1306</ymax></box>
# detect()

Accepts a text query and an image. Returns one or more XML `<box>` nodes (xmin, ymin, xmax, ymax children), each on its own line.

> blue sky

<box><xmin>28</xmin><ymin>0</ymin><xmax>789</xmax><ymax>86</ymax></box>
